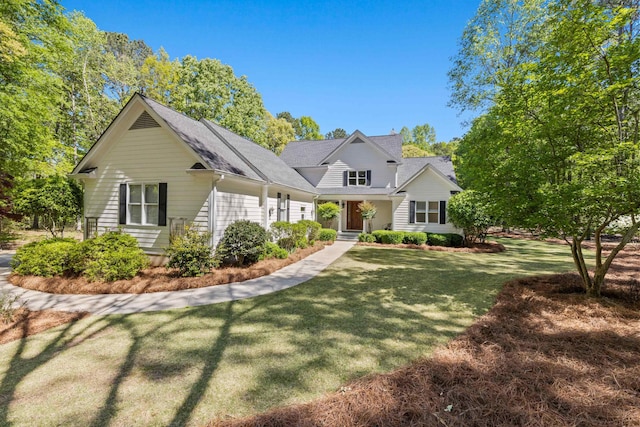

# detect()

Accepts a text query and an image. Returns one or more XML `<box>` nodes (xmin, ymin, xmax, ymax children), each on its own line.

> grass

<box><xmin>0</xmin><ymin>238</ymin><xmax>585</xmax><ymax>426</ymax></box>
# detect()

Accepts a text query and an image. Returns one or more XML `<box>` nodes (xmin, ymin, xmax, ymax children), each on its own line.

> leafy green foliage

<box><xmin>260</xmin><ymin>242</ymin><xmax>289</xmax><ymax>260</ymax></box>
<box><xmin>13</xmin><ymin>176</ymin><xmax>83</xmax><ymax>238</ymax></box>
<box><xmin>403</xmin><ymin>232</ymin><xmax>427</xmax><ymax>245</ymax></box>
<box><xmin>325</xmin><ymin>128</ymin><xmax>348</xmax><ymax>139</ymax></box>
<box><xmin>165</xmin><ymin>226</ymin><xmax>216</xmax><ymax>277</ymax></box>
<box><xmin>451</xmin><ymin>0</ymin><xmax>640</xmax><ymax>296</ymax></box>
<box><xmin>317</xmin><ymin>203</ymin><xmax>341</xmax><ymax>227</ymax></box>
<box><xmin>447</xmin><ymin>190</ymin><xmax>495</xmax><ymax>245</ymax></box>
<box><xmin>264</xmin><ymin>113</ymin><xmax>295</xmax><ymax>154</ymax></box>
<box><xmin>71</xmin><ymin>231</ymin><xmax>149</xmax><ymax>282</ymax></box>
<box><xmin>372</xmin><ymin>230</ymin><xmax>405</xmax><ymax>244</ymax></box>
<box><xmin>298</xmin><ymin>220</ymin><xmax>322</xmax><ymax>243</ymax></box>
<box><xmin>270</xmin><ymin>221</ymin><xmax>309</xmax><ymax>252</ymax></box>
<box><xmin>276</xmin><ymin>112</ymin><xmax>323</xmax><ymax>141</ymax></box>
<box><xmin>402</xmin><ymin>144</ymin><xmax>433</xmax><ymax>158</ymax></box>
<box><xmin>215</xmin><ymin>220</ymin><xmax>268</xmax><ymax>266</ymax></box>
<box><xmin>358</xmin><ymin>233</ymin><xmax>376</xmax><ymax>243</ymax></box>
<box><xmin>427</xmin><ymin>233</ymin><xmax>449</xmax><ymax>247</ymax></box>
<box><xmin>317</xmin><ymin>229</ymin><xmax>337</xmax><ymax>242</ymax></box>
<box><xmin>11</xmin><ymin>238</ymin><xmax>78</xmax><ymax>277</ymax></box>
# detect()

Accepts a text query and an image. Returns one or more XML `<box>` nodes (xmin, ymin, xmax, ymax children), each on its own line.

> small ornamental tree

<box><xmin>447</xmin><ymin>190</ymin><xmax>495</xmax><ymax>246</ymax></box>
<box><xmin>14</xmin><ymin>176</ymin><xmax>83</xmax><ymax>238</ymax></box>
<box><xmin>317</xmin><ymin>202</ymin><xmax>341</xmax><ymax>228</ymax></box>
<box><xmin>358</xmin><ymin>201</ymin><xmax>377</xmax><ymax>233</ymax></box>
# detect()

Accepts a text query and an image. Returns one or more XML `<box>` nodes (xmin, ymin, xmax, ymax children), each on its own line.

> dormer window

<box><xmin>344</xmin><ymin>170</ymin><xmax>371</xmax><ymax>186</ymax></box>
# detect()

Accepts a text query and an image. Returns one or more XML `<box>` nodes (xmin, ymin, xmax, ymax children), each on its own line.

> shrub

<box><xmin>403</xmin><ymin>232</ymin><xmax>427</xmax><ymax>245</ymax></box>
<box><xmin>270</xmin><ymin>221</ymin><xmax>308</xmax><ymax>252</ymax></box>
<box><xmin>165</xmin><ymin>225</ymin><xmax>216</xmax><ymax>277</ymax></box>
<box><xmin>381</xmin><ymin>231</ymin><xmax>405</xmax><ymax>244</ymax></box>
<box><xmin>428</xmin><ymin>233</ymin><xmax>449</xmax><ymax>247</ymax></box>
<box><xmin>317</xmin><ymin>202</ymin><xmax>341</xmax><ymax>227</ymax></box>
<box><xmin>357</xmin><ymin>201</ymin><xmax>377</xmax><ymax>233</ymax></box>
<box><xmin>215</xmin><ymin>220</ymin><xmax>268</xmax><ymax>265</ymax></box>
<box><xmin>71</xmin><ymin>231</ymin><xmax>149</xmax><ymax>282</ymax></box>
<box><xmin>11</xmin><ymin>238</ymin><xmax>77</xmax><ymax>277</ymax></box>
<box><xmin>318</xmin><ymin>228</ymin><xmax>337</xmax><ymax>241</ymax></box>
<box><xmin>298</xmin><ymin>219</ymin><xmax>322</xmax><ymax>242</ymax></box>
<box><xmin>448</xmin><ymin>233</ymin><xmax>464</xmax><ymax>247</ymax></box>
<box><xmin>358</xmin><ymin>233</ymin><xmax>376</xmax><ymax>243</ymax></box>
<box><xmin>371</xmin><ymin>230</ymin><xmax>386</xmax><ymax>243</ymax></box>
<box><xmin>260</xmin><ymin>242</ymin><xmax>289</xmax><ymax>260</ymax></box>
<box><xmin>447</xmin><ymin>190</ymin><xmax>496</xmax><ymax>246</ymax></box>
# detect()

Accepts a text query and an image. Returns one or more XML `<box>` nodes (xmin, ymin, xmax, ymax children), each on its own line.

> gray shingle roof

<box><xmin>201</xmin><ymin>120</ymin><xmax>317</xmax><ymax>193</ymax></box>
<box><xmin>142</xmin><ymin>95</ymin><xmax>316</xmax><ymax>193</ymax></box>
<box><xmin>280</xmin><ymin>134</ymin><xmax>403</xmax><ymax>167</ymax></box>
<box><xmin>397</xmin><ymin>156</ymin><xmax>458</xmax><ymax>188</ymax></box>
<box><xmin>142</xmin><ymin>96</ymin><xmax>263</xmax><ymax>181</ymax></box>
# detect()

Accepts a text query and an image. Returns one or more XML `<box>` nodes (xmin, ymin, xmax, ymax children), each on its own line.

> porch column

<box><xmin>337</xmin><ymin>199</ymin><xmax>342</xmax><ymax>232</ymax></box>
<box><xmin>261</xmin><ymin>184</ymin><xmax>269</xmax><ymax>229</ymax></box>
<box><xmin>362</xmin><ymin>199</ymin><xmax>367</xmax><ymax>233</ymax></box>
<box><xmin>209</xmin><ymin>175</ymin><xmax>224</xmax><ymax>249</ymax></box>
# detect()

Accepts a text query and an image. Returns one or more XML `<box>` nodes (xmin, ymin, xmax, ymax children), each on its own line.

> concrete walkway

<box><xmin>0</xmin><ymin>241</ymin><xmax>355</xmax><ymax>315</ymax></box>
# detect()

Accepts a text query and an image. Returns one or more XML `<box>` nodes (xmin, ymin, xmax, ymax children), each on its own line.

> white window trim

<box><xmin>414</xmin><ymin>200</ymin><xmax>440</xmax><ymax>224</ymax></box>
<box><xmin>348</xmin><ymin>170</ymin><xmax>368</xmax><ymax>186</ymax></box>
<box><xmin>127</xmin><ymin>182</ymin><xmax>159</xmax><ymax>226</ymax></box>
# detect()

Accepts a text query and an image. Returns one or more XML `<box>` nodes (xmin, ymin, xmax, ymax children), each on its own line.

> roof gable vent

<box><xmin>129</xmin><ymin>111</ymin><xmax>161</xmax><ymax>130</ymax></box>
<box><xmin>351</xmin><ymin>138</ymin><xmax>364</xmax><ymax>144</ymax></box>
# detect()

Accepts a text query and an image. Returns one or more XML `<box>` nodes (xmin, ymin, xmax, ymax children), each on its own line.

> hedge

<box><xmin>318</xmin><ymin>228</ymin><xmax>337</xmax><ymax>241</ymax></box>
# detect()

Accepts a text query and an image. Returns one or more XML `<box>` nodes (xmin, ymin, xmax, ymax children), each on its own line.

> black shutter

<box><xmin>366</xmin><ymin>170</ymin><xmax>371</xmax><ymax>185</ymax></box>
<box><xmin>119</xmin><ymin>184</ymin><xmax>127</xmax><ymax>225</ymax></box>
<box><xmin>343</xmin><ymin>170</ymin><xmax>348</xmax><ymax>186</ymax></box>
<box><xmin>440</xmin><ymin>201</ymin><xmax>447</xmax><ymax>224</ymax></box>
<box><xmin>409</xmin><ymin>200</ymin><xmax>416</xmax><ymax>224</ymax></box>
<box><xmin>286</xmin><ymin>194</ymin><xmax>290</xmax><ymax>222</ymax></box>
<box><xmin>277</xmin><ymin>192</ymin><xmax>282</xmax><ymax>221</ymax></box>
<box><xmin>158</xmin><ymin>183</ymin><xmax>167</xmax><ymax>226</ymax></box>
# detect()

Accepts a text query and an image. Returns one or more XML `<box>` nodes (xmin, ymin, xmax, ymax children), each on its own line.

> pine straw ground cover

<box><xmin>210</xmin><ymin>244</ymin><xmax>640</xmax><ymax>427</ymax></box>
<box><xmin>9</xmin><ymin>242</ymin><xmax>329</xmax><ymax>294</ymax></box>
<box><xmin>0</xmin><ymin>309</ymin><xmax>88</xmax><ymax>345</ymax></box>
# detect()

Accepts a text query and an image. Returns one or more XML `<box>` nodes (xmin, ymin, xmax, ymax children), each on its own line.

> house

<box><xmin>280</xmin><ymin>131</ymin><xmax>462</xmax><ymax>235</ymax></box>
<box><xmin>71</xmin><ymin>94</ymin><xmax>462</xmax><ymax>262</ymax></box>
<box><xmin>70</xmin><ymin>93</ymin><xmax>317</xmax><ymax>262</ymax></box>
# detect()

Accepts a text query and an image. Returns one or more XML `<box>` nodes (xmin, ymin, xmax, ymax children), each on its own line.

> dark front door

<box><xmin>347</xmin><ymin>201</ymin><xmax>363</xmax><ymax>231</ymax></box>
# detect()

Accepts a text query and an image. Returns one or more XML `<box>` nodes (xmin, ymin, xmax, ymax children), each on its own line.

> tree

<box><xmin>402</xmin><ymin>144</ymin><xmax>433</xmax><ymax>158</ymax></box>
<box><xmin>14</xmin><ymin>176</ymin><xmax>83</xmax><ymax>238</ymax></box>
<box><xmin>400</xmin><ymin>123</ymin><xmax>437</xmax><ymax>151</ymax></box>
<box><xmin>140</xmin><ymin>47</ymin><xmax>179</xmax><ymax>105</ymax></box>
<box><xmin>264</xmin><ymin>113</ymin><xmax>295</xmax><ymax>154</ymax></box>
<box><xmin>325</xmin><ymin>128</ymin><xmax>348</xmax><ymax>139</ymax></box>
<box><xmin>276</xmin><ymin>112</ymin><xmax>302</xmax><ymax>136</ymax></box>
<box><xmin>297</xmin><ymin>116</ymin><xmax>323</xmax><ymax>140</ymax></box>
<box><xmin>452</xmin><ymin>0</ymin><xmax>640</xmax><ymax>297</ymax></box>
<box><xmin>103</xmin><ymin>32</ymin><xmax>153</xmax><ymax>104</ymax></box>
<box><xmin>172</xmin><ymin>56</ymin><xmax>268</xmax><ymax>145</ymax></box>
<box><xmin>447</xmin><ymin>190</ymin><xmax>495</xmax><ymax>246</ymax></box>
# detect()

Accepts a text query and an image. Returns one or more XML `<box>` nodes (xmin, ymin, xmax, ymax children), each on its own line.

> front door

<box><xmin>347</xmin><ymin>201</ymin><xmax>363</xmax><ymax>231</ymax></box>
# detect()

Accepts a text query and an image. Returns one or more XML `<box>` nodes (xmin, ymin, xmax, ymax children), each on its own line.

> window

<box><xmin>84</xmin><ymin>217</ymin><xmax>98</xmax><ymax>239</ymax></box>
<box><xmin>277</xmin><ymin>193</ymin><xmax>290</xmax><ymax>222</ymax></box>
<box><xmin>128</xmin><ymin>183</ymin><xmax>158</xmax><ymax>225</ymax></box>
<box><xmin>415</xmin><ymin>201</ymin><xmax>426</xmax><ymax>223</ymax></box>
<box><xmin>346</xmin><ymin>170</ymin><xmax>371</xmax><ymax>186</ymax></box>
<box><xmin>428</xmin><ymin>201</ymin><xmax>439</xmax><ymax>223</ymax></box>
<box><xmin>300</xmin><ymin>206</ymin><xmax>306</xmax><ymax>220</ymax></box>
<box><xmin>409</xmin><ymin>200</ymin><xmax>446</xmax><ymax>224</ymax></box>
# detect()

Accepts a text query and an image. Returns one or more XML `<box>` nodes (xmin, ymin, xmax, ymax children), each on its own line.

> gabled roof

<box><xmin>201</xmin><ymin>119</ymin><xmax>317</xmax><ymax>193</ymax></box>
<box><xmin>72</xmin><ymin>94</ymin><xmax>317</xmax><ymax>193</ymax></box>
<box><xmin>395</xmin><ymin>156</ymin><xmax>461</xmax><ymax>192</ymax></box>
<box><xmin>280</xmin><ymin>132</ymin><xmax>403</xmax><ymax>168</ymax></box>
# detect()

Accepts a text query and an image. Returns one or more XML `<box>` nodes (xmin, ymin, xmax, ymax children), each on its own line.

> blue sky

<box><xmin>61</xmin><ymin>0</ymin><xmax>481</xmax><ymax>141</ymax></box>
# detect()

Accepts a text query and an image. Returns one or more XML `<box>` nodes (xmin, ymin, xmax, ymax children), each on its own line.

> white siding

<box><xmin>86</xmin><ymin>127</ymin><xmax>210</xmax><ymax>253</ymax></box>
<box><xmin>317</xmin><ymin>141</ymin><xmax>397</xmax><ymax>189</ymax></box>
<box><xmin>215</xmin><ymin>180</ymin><xmax>262</xmax><ymax>244</ymax></box>
<box><xmin>393</xmin><ymin>168</ymin><xmax>462</xmax><ymax>234</ymax></box>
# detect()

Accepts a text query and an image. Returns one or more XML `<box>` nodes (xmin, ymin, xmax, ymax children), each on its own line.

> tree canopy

<box><xmin>451</xmin><ymin>0</ymin><xmax>640</xmax><ymax>297</ymax></box>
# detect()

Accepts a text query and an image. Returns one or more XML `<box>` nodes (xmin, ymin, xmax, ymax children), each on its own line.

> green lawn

<box><xmin>0</xmin><ymin>238</ymin><xmax>588</xmax><ymax>426</ymax></box>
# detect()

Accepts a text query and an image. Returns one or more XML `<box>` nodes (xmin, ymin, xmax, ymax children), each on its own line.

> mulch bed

<box><xmin>356</xmin><ymin>241</ymin><xmax>506</xmax><ymax>253</ymax></box>
<box><xmin>209</xmin><ymin>245</ymin><xmax>640</xmax><ymax>427</ymax></box>
<box><xmin>9</xmin><ymin>242</ymin><xmax>330</xmax><ymax>295</ymax></box>
<box><xmin>0</xmin><ymin>308</ymin><xmax>89</xmax><ymax>345</ymax></box>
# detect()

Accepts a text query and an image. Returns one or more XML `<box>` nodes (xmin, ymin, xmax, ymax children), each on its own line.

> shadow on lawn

<box><xmin>0</xmin><ymin>238</ymin><xmax>591</xmax><ymax>426</ymax></box>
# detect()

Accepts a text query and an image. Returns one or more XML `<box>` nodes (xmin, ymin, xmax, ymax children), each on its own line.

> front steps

<box><xmin>337</xmin><ymin>231</ymin><xmax>360</xmax><ymax>241</ymax></box>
